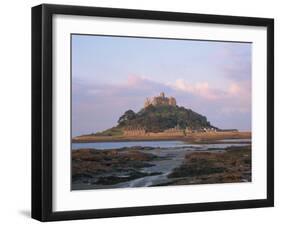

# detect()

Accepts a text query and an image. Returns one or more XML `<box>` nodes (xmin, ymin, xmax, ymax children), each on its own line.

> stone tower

<box><xmin>168</xmin><ymin>97</ymin><xmax>177</xmax><ymax>106</ymax></box>
<box><xmin>144</xmin><ymin>92</ymin><xmax>177</xmax><ymax>108</ymax></box>
<box><xmin>144</xmin><ymin>98</ymin><xmax>151</xmax><ymax>108</ymax></box>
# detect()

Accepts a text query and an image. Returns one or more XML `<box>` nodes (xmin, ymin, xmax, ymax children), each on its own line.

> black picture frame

<box><xmin>32</xmin><ymin>3</ymin><xmax>274</xmax><ymax>222</ymax></box>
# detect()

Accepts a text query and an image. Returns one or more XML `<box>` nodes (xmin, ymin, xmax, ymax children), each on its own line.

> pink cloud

<box><xmin>168</xmin><ymin>79</ymin><xmax>251</xmax><ymax>114</ymax></box>
<box><xmin>171</xmin><ymin>79</ymin><xmax>222</xmax><ymax>100</ymax></box>
<box><xmin>228</xmin><ymin>83</ymin><xmax>241</xmax><ymax>95</ymax></box>
<box><xmin>126</xmin><ymin>75</ymin><xmax>143</xmax><ymax>86</ymax></box>
<box><xmin>125</xmin><ymin>75</ymin><xmax>157</xmax><ymax>88</ymax></box>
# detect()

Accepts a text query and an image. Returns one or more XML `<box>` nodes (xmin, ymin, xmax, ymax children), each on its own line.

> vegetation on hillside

<box><xmin>116</xmin><ymin>105</ymin><xmax>216</xmax><ymax>133</ymax></box>
<box><xmin>94</xmin><ymin>127</ymin><xmax>123</xmax><ymax>137</ymax></box>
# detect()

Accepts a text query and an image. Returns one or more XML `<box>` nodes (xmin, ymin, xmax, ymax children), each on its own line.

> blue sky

<box><xmin>72</xmin><ymin>34</ymin><xmax>252</xmax><ymax>136</ymax></box>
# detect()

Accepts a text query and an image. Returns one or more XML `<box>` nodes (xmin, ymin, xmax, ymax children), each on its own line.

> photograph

<box><xmin>71</xmin><ymin>34</ymin><xmax>252</xmax><ymax>190</ymax></box>
<box><xmin>30</xmin><ymin>3</ymin><xmax>274</xmax><ymax>221</ymax></box>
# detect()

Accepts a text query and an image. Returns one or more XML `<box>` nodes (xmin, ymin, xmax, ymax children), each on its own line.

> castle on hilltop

<box><xmin>144</xmin><ymin>92</ymin><xmax>177</xmax><ymax>108</ymax></box>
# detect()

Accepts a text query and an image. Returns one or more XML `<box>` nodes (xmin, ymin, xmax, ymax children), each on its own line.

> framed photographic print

<box><xmin>32</xmin><ymin>4</ymin><xmax>274</xmax><ymax>221</ymax></box>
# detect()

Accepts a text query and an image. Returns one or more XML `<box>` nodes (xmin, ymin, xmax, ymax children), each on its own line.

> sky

<box><xmin>72</xmin><ymin>34</ymin><xmax>252</xmax><ymax>137</ymax></box>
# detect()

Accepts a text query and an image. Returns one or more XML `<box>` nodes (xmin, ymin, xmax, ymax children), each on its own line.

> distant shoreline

<box><xmin>72</xmin><ymin>131</ymin><xmax>251</xmax><ymax>143</ymax></box>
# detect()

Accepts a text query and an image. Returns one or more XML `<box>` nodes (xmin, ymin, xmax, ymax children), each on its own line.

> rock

<box><xmin>72</xmin><ymin>147</ymin><xmax>160</xmax><ymax>183</ymax></box>
<box><xmin>168</xmin><ymin>145</ymin><xmax>251</xmax><ymax>185</ymax></box>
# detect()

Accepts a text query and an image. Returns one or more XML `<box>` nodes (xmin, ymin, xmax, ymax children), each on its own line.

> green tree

<box><xmin>118</xmin><ymin>110</ymin><xmax>136</xmax><ymax>126</ymax></box>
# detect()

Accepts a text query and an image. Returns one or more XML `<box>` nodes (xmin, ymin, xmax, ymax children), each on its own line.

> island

<box><xmin>73</xmin><ymin>92</ymin><xmax>251</xmax><ymax>143</ymax></box>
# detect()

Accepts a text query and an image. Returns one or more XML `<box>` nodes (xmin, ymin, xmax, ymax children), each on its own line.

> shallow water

<box><xmin>216</xmin><ymin>138</ymin><xmax>251</xmax><ymax>142</ymax></box>
<box><xmin>72</xmin><ymin>139</ymin><xmax>250</xmax><ymax>150</ymax></box>
<box><xmin>72</xmin><ymin>140</ymin><xmax>188</xmax><ymax>150</ymax></box>
<box><xmin>117</xmin><ymin>148</ymin><xmax>189</xmax><ymax>188</ymax></box>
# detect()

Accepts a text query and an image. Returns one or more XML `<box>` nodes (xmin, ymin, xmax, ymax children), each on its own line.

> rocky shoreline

<box><xmin>72</xmin><ymin>147</ymin><xmax>163</xmax><ymax>189</ymax></box>
<box><xmin>164</xmin><ymin>145</ymin><xmax>251</xmax><ymax>186</ymax></box>
<box><xmin>72</xmin><ymin>143</ymin><xmax>251</xmax><ymax>190</ymax></box>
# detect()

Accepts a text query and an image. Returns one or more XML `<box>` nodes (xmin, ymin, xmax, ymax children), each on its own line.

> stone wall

<box><xmin>123</xmin><ymin>128</ymin><xmax>146</xmax><ymax>136</ymax></box>
<box><xmin>163</xmin><ymin>128</ymin><xmax>184</xmax><ymax>136</ymax></box>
